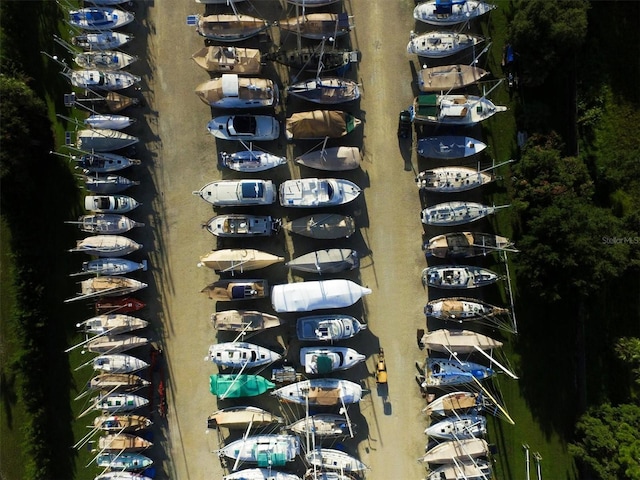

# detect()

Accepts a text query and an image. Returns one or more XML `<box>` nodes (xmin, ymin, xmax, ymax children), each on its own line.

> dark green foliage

<box><xmin>615</xmin><ymin>337</ymin><xmax>640</xmax><ymax>390</ymax></box>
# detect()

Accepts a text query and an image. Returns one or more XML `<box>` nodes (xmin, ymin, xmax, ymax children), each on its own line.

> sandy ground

<box><xmin>136</xmin><ymin>1</ymin><xmax>432</xmax><ymax>478</ymax></box>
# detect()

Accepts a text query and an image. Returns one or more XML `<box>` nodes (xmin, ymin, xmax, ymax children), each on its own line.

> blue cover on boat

<box><xmin>241</xmin><ymin>181</ymin><xmax>263</xmax><ymax>199</ymax></box>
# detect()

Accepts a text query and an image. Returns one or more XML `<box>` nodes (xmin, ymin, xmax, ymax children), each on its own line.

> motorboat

<box><xmin>417</xmin><ymin>64</ymin><xmax>490</xmax><ymax>92</ymax></box>
<box><xmin>90</xmin><ymin>393</ymin><xmax>149</xmax><ymax>413</ymax></box>
<box><xmin>426</xmin><ymin>460</ymin><xmax>493</xmax><ymax>480</ymax></box>
<box><xmin>84</xmin><ymin>194</ymin><xmax>140</xmax><ymax>213</ymax></box>
<box><xmin>195</xmin><ymin>75</ymin><xmax>278</xmax><ymax>108</ymax></box>
<box><xmin>271</xmin><ymin>279</ymin><xmax>371</xmax><ymax>313</ymax></box>
<box><xmin>211</xmin><ymin>310</ymin><xmax>285</xmax><ymax>332</ymax></box>
<box><xmin>70</xmin><ymin>258</ymin><xmax>147</xmax><ymax>276</ymax></box>
<box><xmin>87</xmin><ymin>373</ymin><xmax>150</xmax><ymax>392</ymax></box>
<box><xmin>421</xmin><ymin>201</ymin><xmax>510</xmax><ymax>226</ymax></box>
<box><xmin>422</xmin><ymin>391</ymin><xmax>482</xmax><ymax>416</ymax></box>
<box><xmin>283</xmin><ymin>214</ymin><xmax>355</xmax><ymax>239</ymax></box>
<box><xmin>219</xmin><ymin>435</ymin><xmax>300</xmax><ymax>465</ymax></box>
<box><xmin>219</xmin><ymin>150</ymin><xmax>287</xmax><ymax>172</ymax></box>
<box><xmin>421</xmin><ymin>329</ymin><xmax>502</xmax><ymax>353</ymax></box>
<box><xmin>422</xmin><ymin>265</ymin><xmax>501</xmax><ymax>289</ymax></box>
<box><xmin>303</xmin><ymin>471</ymin><xmax>355</xmax><ymax>480</ymax></box>
<box><xmin>95</xmin><ymin>297</ymin><xmax>145</xmax><ymax>314</ymax></box>
<box><xmin>77</xmin><ymin>314</ymin><xmax>148</xmax><ymax>334</ymax></box>
<box><xmin>223</xmin><ymin>469</ymin><xmax>300</xmax><ymax>480</ymax></box>
<box><xmin>70</xmin><ymin>276</ymin><xmax>147</xmax><ymax>301</ymax></box>
<box><xmin>74</xmin><ymin>50</ymin><xmax>137</xmax><ymax>71</ymax></box>
<box><xmin>198</xmin><ymin>249</ymin><xmax>284</xmax><ymax>272</ymax></box>
<box><xmin>92</xmin><ymin>354</ymin><xmax>149</xmax><ymax>373</ymax></box>
<box><xmin>420</xmin><ymin>438</ymin><xmax>490</xmax><ymax>464</ymax></box>
<box><xmin>279</xmin><ymin>178</ymin><xmax>361</xmax><ymax>207</ymax></box>
<box><xmin>85</xmin><ymin>114</ymin><xmax>135</xmax><ymax>130</ymax></box>
<box><xmin>287</xmin><ymin>414</ymin><xmax>354</xmax><ymax>439</ymax></box>
<box><xmin>296</xmin><ymin>314</ymin><xmax>366</xmax><ymax>341</ymax></box>
<box><xmin>73</xmin><ymin>152</ymin><xmax>140</xmax><ymax>173</ymax></box>
<box><xmin>414</xmin><ymin>0</ymin><xmax>497</xmax><ymax>26</ymax></box>
<box><xmin>206</xmin><ymin>342</ymin><xmax>282</xmax><ymax>369</ymax></box>
<box><xmin>209</xmin><ymin>374</ymin><xmax>275</xmax><ymax>398</ymax></box>
<box><xmin>76</xmin><ymin>128</ymin><xmax>139</xmax><ymax>152</ymax></box>
<box><xmin>285</xmin><ymin>110</ymin><xmax>361</xmax><ymax>140</ymax></box>
<box><xmin>287</xmin><ymin>77</ymin><xmax>360</xmax><ymax>104</ymax></box>
<box><xmin>205</xmin><ymin>214</ymin><xmax>280</xmax><ymax>237</ymax></box>
<box><xmin>295</xmin><ymin>146</ymin><xmax>362</xmax><ymax>171</ymax></box>
<box><xmin>81</xmin><ymin>174</ymin><xmax>140</xmax><ymax>194</ymax></box>
<box><xmin>71</xmin><ymin>32</ymin><xmax>133</xmax><ymax>51</ymax></box>
<box><xmin>424</xmin><ymin>414</ymin><xmax>487</xmax><ymax>440</ymax></box>
<box><xmin>411</xmin><ymin>93</ymin><xmax>507</xmax><ymax>125</ymax></box>
<box><xmin>68</xmin><ymin>235</ymin><xmax>142</xmax><ymax>257</ymax></box>
<box><xmin>425</xmin><ymin>297</ymin><xmax>509</xmax><ymax>321</ymax></box>
<box><xmin>278</xmin><ymin>13</ymin><xmax>352</xmax><ymax>39</ymax></box>
<box><xmin>67</xmin><ymin>214</ymin><xmax>143</xmax><ymax>234</ymax></box>
<box><xmin>201</xmin><ymin>279</ymin><xmax>268</xmax><ymax>301</ymax></box>
<box><xmin>207</xmin><ymin>406</ymin><xmax>283</xmax><ymax>430</ymax></box>
<box><xmin>267</xmin><ymin>47</ymin><xmax>358</xmax><ymax>73</ymax></box>
<box><xmin>93</xmin><ymin>414</ymin><xmax>152</xmax><ymax>432</ymax></box>
<box><xmin>68</xmin><ymin>7</ymin><xmax>135</xmax><ymax>31</ymax></box>
<box><xmin>272</xmin><ymin>378</ymin><xmax>363</xmax><ymax>406</ymax></box>
<box><xmin>191</xmin><ymin>45</ymin><xmax>262</xmax><ymax>74</ymax></box>
<box><xmin>207</xmin><ymin>115</ymin><xmax>280</xmax><ymax>141</ymax></box>
<box><xmin>193</xmin><ymin>179</ymin><xmax>276</xmax><ymax>206</ymax></box>
<box><xmin>407</xmin><ymin>31</ymin><xmax>483</xmax><ymax>58</ymax></box>
<box><xmin>98</xmin><ymin>433</ymin><xmax>153</xmax><ymax>451</ymax></box>
<box><xmin>300</xmin><ymin>346</ymin><xmax>366</xmax><ymax>374</ymax></box>
<box><xmin>422</xmin><ymin>358</ymin><xmax>494</xmax><ymax>387</ymax></box>
<box><xmin>416</xmin><ymin>166</ymin><xmax>493</xmax><ymax>192</ymax></box>
<box><xmin>286</xmin><ymin>249</ymin><xmax>359</xmax><ymax>274</ymax></box>
<box><xmin>85</xmin><ymin>334</ymin><xmax>149</xmax><ymax>354</ymax></box>
<box><xmin>424</xmin><ymin>232</ymin><xmax>516</xmax><ymax>258</ymax></box>
<box><xmin>195</xmin><ymin>14</ymin><xmax>269</xmax><ymax>42</ymax></box>
<box><xmin>417</xmin><ymin>136</ymin><xmax>487</xmax><ymax>159</ymax></box>
<box><xmin>306</xmin><ymin>448</ymin><xmax>368</xmax><ymax>473</ymax></box>
<box><xmin>69</xmin><ymin>70</ymin><xmax>140</xmax><ymax>91</ymax></box>
<box><xmin>95</xmin><ymin>452</ymin><xmax>152</xmax><ymax>471</ymax></box>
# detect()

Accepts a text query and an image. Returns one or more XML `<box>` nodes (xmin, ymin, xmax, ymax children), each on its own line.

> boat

<box><xmin>76</xmin><ymin>128</ymin><xmax>139</xmax><ymax>152</ymax></box>
<box><xmin>75</xmin><ymin>276</ymin><xmax>147</xmax><ymax>299</ymax></box>
<box><xmin>303</xmin><ymin>471</ymin><xmax>355</xmax><ymax>480</ymax></box>
<box><xmin>267</xmin><ymin>47</ymin><xmax>358</xmax><ymax>73</ymax></box>
<box><xmin>417</xmin><ymin>136</ymin><xmax>487</xmax><ymax>159</ymax></box>
<box><xmin>407</xmin><ymin>31</ymin><xmax>483</xmax><ymax>58</ymax></box>
<box><xmin>219</xmin><ymin>150</ymin><xmax>287</xmax><ymax>172</ymax></box>
<box><xmin>224</xmin><ymin>469</ymin><xmax>301</xmax><ymax>480</ymax></box>
<box><xmin>207</xmin><ymin>342</ymin><xmax>282</xmax><ymax>369</ymax></box>
<box><xmin>287</xmin><ymin>0</ymin><xmax>341</xmax><ymax>6</ymax></box>
<box><xmin>218</xmin><ymin>434</ymin><xmax>300</xmax><ymax>465</ymax></box>
<box><xmin>417</xmin><ymin>64</ymin><xmax>490</xmax><ymax>92</ymax></box>
<box><xmin>279</xmin><ymin>178</ymin><xmax>361</xmax><ymax>207</ymax></box>
<box><xmin>410</xmin><ymin>93</ymin><xmax>507</xmax><ymax>125</ymax></box>
<box><xmin>423</xmin><ymin>391</ymin><xmax>482</xmax><ymax>416</ymax></box>
<box><xmin>71</xmin><ymin>258</ymin><xmax>147</xmax><ymax>276</ymax></box>
<box><xmin>416</xmin><ymin>166</ymin><xmax>493</xmax><ymax>193</ymax></box>
<box><xmin>68</xmin><ymin>7</ymin><xmax>135</xmax><ymax>31</ymax></box>
<box><xmin>421</xmin><ymin>201</ymin><xmax>510</xmax><ymax>226</ymax></box>
<box><xmin>69</xmin><ymin>70</ymin><xmax>141</xmax><ymax>91</ymax></box>
<box><xmin>192</xmin><ymin>179</ymin><xmax>276</xmax><ymax>206</ymax></box>
<box><xmin>285</xmin><ymin>110</ymin><xmax>361</xmax><ymax>140</ymax></box>
<box><xmin>201</xmin><ymin>279</ymin><xmax>267</xmax><ymax>301</ymax></box>
<box><xmin>286</xmin><ymin>248</ymin><xmax>359</xmax><ymax>274</ymax></box>
<box><xmin>207</xmin><ymin>115</ymin><xmax>280</xmax><ymax>141</ymax></box>
<box><xmin>205</xmin><ymin>214</ymin><xmax>281</xmax><ymax>237</ymax></box>
<box><xmin>278</xmin><ymin>13</ymin><xmax>352</xmax><ymax>40</ymax></box>
<box><xmin>420</xmin><ymin>438</ymin><xmax>490</xmax><ymax>464</ymax></box>
<box><xmin>425</xmin><ymin>297</ymin><xmax>509</xmax><ymax>321</ymax></box>
<box><xmin>271</xmin><ymin>378</ymin><xmax>362</xmax><ymax>406</ymax></box>
<box><xmin>81</xmin><ymin>173</ymin><xmax>140</xmax><ymax>194</ymax></box>
<box><xmin>195</xmin><ymin>14</ymin><xmax>269</xmax><ymax>42</ymax></box>
<box><xmin>422</xmin><ymin>357</ymin><xmax>494</xmax><ymax>387</ymax></box>
<box><xmin>82</xmin><ymin>0</ymin><xmax>133</xmax><ymax>5</ymax></box>
<box><xmin>421</xmin><ymin>265</ymin><xmax>501</xmax><ymax>289</ymax></box>
<box><xmin>424</xmin><ymin>232</ymin><xmax>515</xmax><ymax>258</ymax></box>
<box><xmin>287</xmin><ymin>77</ymin><xmax>360</xmax><ymax>105</ymax></box>
<box><xmin>211</xmin><ymin>310</ymin><xmax>285</xmax><ymax>332</ymax></box>
<box><xmin>300</xmin><ymin>346</ymin><xmax>366</xmax><ymax>374</ymax></box>
<box><xmin>283</xmin><ymin>214</ymin><xmax>355</xmax><ymax>239</ymax></box>
<box><xmin>424</xmin><ymin>414</ymin><xmax>487</xmax><ymax>440</ymax></box>
<box><xmin>68</xmin><ymin>235</ymin><xmax>142</xmax><ymax>257</ymax></box>
<box><xmin>191</xmin><ymin>45</ymin><xmax>262</xmax><ymax>74</ymax></box>
<box><xmin>71</xmin><ymin>31</ymin><xmax>134</xmax><ymax>51</ymax></box>
<box><xmin>98</xmin><ymin>433</ymin><xmax>153</xmax><ymax>451</ymax></box>
<box><xmin>67</xmin><ymin>214</ymin><xmax>143</xmax><ymax>234</ymax></box>
<box><xmin>421</xmin><ymin>329</ymin><xmax>503</xmax><ymax>353</ymax></box>
<box><xmin>74</xmin><ymin>50</ymin><xmax>137</xmax><ymax>70</ymax></box>
<box><xmin>95</xmin><ymin>452</ymin><xmax>153</xmax><ymax>471</ymax></box>
<box><xmin>77</xmin><ymin>314</ymin><xmax>148</xmax><ymax>334</ymax></box>
<box><xmin>73</xmin><ymin>152</ymin><xmax>141</xmax><ymax>173</ymax></box>
<box><xmin>198</xmin><ymin>249</ymin><xmax>284</xmax><ymax>273</ymax></box>
<box><xmin>95</xmin><ymin>472</ymin><xmax>152</xmax><ymax>480</ymax></box>
<box><xmin>209</xmin><ymin>374</ymin><xmax>275</xmax><ymax>398</ymax></box>
<box><xmin>271</xmin><ymin>279</ymin><xmax>371</xmax><ymax>313</ymax></box>
<box><xmin>426</xmin><ymin>460</ymin><xmax>493</xmax><ymax>480</ymax></box>
<box><xmin>195</xmin><ymin>75</ymin><xmax>278</xmax><ymax>108</ymax></box>
<box><xmin>85</xmin><ymin>334</ymin><xmax>149</xmax><ymax>354</ymax></box>
<box><xmin>295</xmin><ymin>146</ymin><xmax>362</xmax><ymax>171</ymax></box>
<box><xmin>196</xmin><ymin>0</ymin><xmax>247</xmax><ymax>3</ymax></box>
<box><xmin>287</xmin><ymin>414</ymin><xmax>354</xmax><ymax>439</ymax></box>
<box><xmin>207</xmin><ymin>406</ymin><xmax>283</xmax><ymax>430</ymax></box>
<box><xmin>296</xmin><ymin>314</ymin><xmax>366</xmax><ymax>342</ymax></box>
<box><xmin>92</xmin><ymin>354</ymin><xmax>149</xmax><ymax>373</ymax></box>
<box><xmin>414</xmin><ymin>0</ymin><xmax>497</xmax><ymax>26</ymax></box>
<box><xmin>306</xmin><ymin>448</ymin><xmax>368</xmax><ymax>473</ymax></box>
<box><xmin>93</xmin><ymin>414</ymin><xmax>152</xmax><ymax>432</ymax></box>
<box><xmin>95</xmin><ymin>297</ymin><xmax>146</xmax><ymax>314</ymax></box>
<box><xmin>85</xmin><ymin>114</ymin><xmax>135</xmax><ymax>130</ymax></box>
<box><xmin>88</xmin><ymin>373</ymin><xmax>150</xmax><ymax>391</ymax></box>
<box><xmin>91</xmin><ymin>393</ymin><xmax>149</xmax><ymax>413</ymax></box>
<box><xmin>84</xmin><ymin>194</ymin><xmax>140</xmax><ymax>213</ymax></box>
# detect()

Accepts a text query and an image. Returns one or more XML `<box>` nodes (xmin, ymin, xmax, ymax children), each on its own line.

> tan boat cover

<box><xmin>286</xmin><ymin>110</ymin><xmax>359</xmax><ymax>139</ymax></box>
<box><xmin>191</xmin><ymin>46</ymin><xmax>261</xmax><ymax>73</ymax></box>
<box><xmin>195</xmin><ymin>77</ymin><xmax>275</xmax><ymax>105</ymax></box>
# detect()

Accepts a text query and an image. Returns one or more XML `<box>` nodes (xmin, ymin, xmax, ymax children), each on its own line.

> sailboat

<box><xmin>81</xmin><ymin>173</ymin><xmax>139</xmax><ymax>194</ymax></box>
<box><xmin>198</xmin><ymin>249</ymin><xmax>284</xmax><ymax>273</ymax></box>
<box><xmin>286</xmin><ymin>248</ymin><xmax>359</xmax><ymax>274</ymax></box>
<box><xmin>422</xmin><ymin>358</ymin><xmax>495</xmax><ymax>387</ymax></box>
<box><xmin>424</xmin><ymin>414</ymin><xmax>487</xmax><ymax>440</ymax></box>
<box><xmin>218</xmin><ymin>434</ymin><xmax>300</xmax><ymax>465</ymax></box>
<box><xmin>97</xmin><ymin>433</ymin><xmax>153</xmax><ymax>451</ymax></box>
<box><xmin>287</xmin><ymin>414</ymin><xmax>354</xmax><ymax>439</ymax></box>
<box><xmin>67</xmin><ymin>7</ymin><xmax>135</xmax><ymax>31</ymax></box>
<box><xmin>417</xmin><ymin>136</ymin><xmax>487</xmax><ymax>159</ymax></box>
<box><xmin>414</xmin><ymin>0</ymin><xmax>497</xmax><ymax>26</ymax></box>
<box><xmin>76</xmin><ymin>128</ymin><xmax>139</xmax><ymax>152</ymax></box>
<box><xmin>417</xmin><ymin>64</ymin><xmax>489</xmax><ymax>92</ymax></box>
<box><xmin>219</xmin><ymin>149</ymin><xmax>287</xmax><ymax>172</ymax></box>
<box><xmin>68</xmin><ymin>70</ymin><xmax>141</xmax><ymax>91</ymax></box>
<box><xmin>278</xmin><ymin>13</ymin><xmax>353</xmax><ymax>40</ymax></box>
<box><xmin>285</xmin><ymin>110</ymin><xmax>361</xmax><ymax>140</ymax></box>
<box><xmin>77</xmin><ymin>314</ymin><xmax>148</xmax><ymax>334</ymax></box>
<box><xmin>207</xmin><ymin>406</ymin><xmax>283</xmax><ymax>430</ymax></box>
<box><xmin>415</xmin><ymin>166</ymin><xmax>494</xmax><ymax>193</ymax></box>
<box><xmin>420</xmin><ymin>438</ymin><xmax>490</xmax><ymax>464</ymax></box>
<box><xmin>93</xmin><ymin>414</ymin><xmax>152</xmax><ymax>432</ymax></box>
<box><xmin>423</xmin><ymin>231</ymin><xmax>517</xmax><ymax>258</ymax></box>
<box><xmin>283</xmin><ymin>214</ymin><xmax>356</xmax><ymax>239</ymax></box>
<box><xmin>195</xmin><ymin>14</ymin><xmax>269</xmax><ymax>42</ymax></box>
<box><xmin>425</xmin><ymin>297</ymin><xmax>509</xmax><ymax>321</ymax></box>
<box><xmin>71</xmin><ymin>31</ymin><xmax>134</xmax><ymax>51</ymax></box>
<box><xmin>84</xmin><ymin>114</ymin><xmax>135</xmax><ymax>130</ymax></box>
<box><xmin>191</xmin><ymin>45</ymin><xmax>262</xmax><ymax>74</ymax></box>
<box><xmin>288</xmin><ymin>77</ymin><xmax>360</xmax><ymax>104</ymax></box>
<box><xmin>211</xmin><ymin>310</ymin><xmax>285</xmax><ymax>333</ymax></box>
<box><xmin>295</xmin><ymin>145</ymin><xmax>362</xmax><ymax>171</ymax></box>
<box><xmin>206</xmin><ymin>342</ymin><xmax>282</xmax><ymax>369</ymax></box>
<box><xmin>421</xmin><ymin>329</ymin><xmax>503</xmax><ymax>354</ymax></box>
<box><xmin>209</xmin><ymin>374</ymin><xmax>275</xmax><ymax>398</ymax></box>
<box><xmin>421</xmin><ymin>265</ymin><xmax>501</xmax><ymax>289</ymax></box>
<box><xmin>421</xmin><ymin>201</ymin><xmax>510</xmax><ymax>226</ymax></box>
<box><xmin>271</xmin><ymin>279</ymin><xmax>371</xmax><ymax>313</ymax></box>
<box><xmin>71</xmin><ymin>257</ymin><xmax>147</xmax><ymax>277</ymax></box>
<box><xmin>74</xmin><ymin>50</ymin><xmax>137</xmax><ymax>71</ymax></box>
<box><xmin>411</xmin><ymin>92</ymin><xmax>507</xmax><ymax>125</ymax></box>
<box><xmin>271</xmin><ymin>378</ymin><xmax>362</xmax><ymax>406</ymax></box>
<box><xmin>67</xmin><ymin>213</ymin><xmax>143</xmax><ymax>234</ymax></box>
<box><xmin>85</xmin><ymin>334</ymin><xmax>149</xmax><ymax>354</ymax></box>
<box><xmin>195</xmin><ymin>75</ymin><xmax>278</xmax><ymax>108</ymax></box>
<box><xmin>72</xmin><ymin>151</ymin><xmax>141</xmax><ymax>173</ymax></box>
<box><xmin>65</xmin><ymin>276</ymin><xmax>147</xmax><ymax>302</ymax></box>
<box><xmin>305</xmin><ymin>448</ymin><xmax>368</xmax><ymax>473</ymax></box>
<box><xmin>223</xmin><ymin>470</ymin><xmax>301</xmax><ymax>480</ymax></box>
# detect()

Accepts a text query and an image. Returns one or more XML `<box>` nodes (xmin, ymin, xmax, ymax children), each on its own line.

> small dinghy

<box><xmin>201</xmin><ymin>279</ymin><xmax>268</xmax><ymax>301</ymax></box>
<box><xmin>407</xmin><ymin>31</ymin><xmax>483</xmax><ymax>58</ymax></box>
<box><xmin>223</xmin><ymin>469</ymin><xmax>300</xmax><ymax>480</ymax></box>
<box><xmin>209</xmin><ymin>374</ymin><xmax>275</xmax><ymax>398</ymax></box>
<box><xmin>425</xmin><ymin>297</ymin><xmax>509</xmax><ymax>321</ymax></box>
<box><xmin>68</xmin><ymin>276</ymin><xmax>147</xmax><ymax>302</ymax></box>
<box><xmin>196</xmin><ymin>14</ymin><xmax>269</xmax><ymax>42</ymax></box>
<box><xmin>76</xmin><ymin>128</ymin><xmax>139</xmax><ymax>152</ymax></box>
<box><xmin>74</xmin><ymin>50</ymin><xmax>137</xmax><ymax>71</ymax></box>
<box><xmin>421</xmin><ymin>201</ymin><xmax>510</xmax><ymax>226</ymax></box>
<box><xmin>90</xmin><ymin>393</ymin><xmax>149</xmax><ymax>413</ymax></box>
<box><xmin>271</xmin><ymin>279</ymin><xmax>371</xmax><ymax>313</ymax></box>
<box><xmin>195</xmin><ymin>75</ymin><xmax>278</xmax><ymax>108</ymax></box>
<box><xmin>207</xmin><ymin>406</ymin><xmax>283</xmax><ymax>430</ymax></box>
<box><xmin>219</xmin><ymin>434</ymin><xmax>300</xmax><ymax>464</ymax></box>
<box><xmin>198</xmin><ymin>249</ymin><xmax>283</xmax><ymax>273</ymax></box>
<box><xmin>68</xmin><ymin>214</ymin><xmax>143</xmax><ymax>234</ymax></box>
<box><xmin>295</xmin><ymin>146</ymin><xmax>362</xmax><ymax>171</ymax></box>
<box><xmin>211</xmin><ymin>310</ymin><xmax>285</xmax><ymax>333</ymax></box>
<box><xmin>411</xmin><ymin>93</ymin><xmax>507</xmax><ymax>125</ymax></box>
<box><xmin>206</xmin><ymin>342</ymin><xmax>282</xmax><ymax>369</ymax></box>
<box><xmin>98</xmin><ymin>433</ymin><xmax>153</xmax><ymax>452</ymax></box>
<box><xmin>420</xmin><ymin>438</ymin><xmax>490</xmax><ymax>464</ymax></box>
<box><xmin>92</xmin><ymin>354</ymin><xmax>149</xmax><ymax>373</ymax></box>
<box><xmin>306</xmin><ymin>448</ymin><xmax>368</xmax><ymax>473</ymax></box>
<box><xmin>219</xmin><ymin>150</ymin><xmax>287</xmax><ymax>172</ymax></box>
<box><xmin>421</xmin><ymin>329</ymin><xmax>502</xmax><ymax>353</ymax></box>
<box><xmin>68</xmin><ymin>7</ymin><xmax>134</xmax><ymax>31</ymax></box>
<box><xmin>71</xmin><ymin>258</ymin><xmax>147</xmax><ymax>276</ymax></box>
<box><xmin>416</xmin><ymin>166</ymin><xmax>493</xmax><ymax>193</ymax></box>
<box><xmin>85</xmin><ymin>194</ymin><xmax>140</xmax><ymax>213</ymax></box>
<box><xmin>82</xmin><ymin>174</ymin><xmax>139</xmax><ymax>194</ymax></box>
<box><xmin>422</xmin><ymin>391</ymin><xmax>482</xmax><ymax>416</ymax></box>
<box><xmin>271</xmin><ymin>378</ymin><xmax>362</xmax><ymax>406</ymax></box>
<box><xmin>286</xmin><ymin>248</ymin><xmax>359</xmax><ymax>274</ymax></box>
<box><xmin>191</xmin><ymin>45</ymin><xmax>262</xmax><ymax>74</ymax></box>
<box><xmin>296</xmin><ymin>314</ymin><xmax>366</xmax><ymax>341</ymax></box>
<box><xmin>69</xmin><ymin>235</ymin><xmax>142</xmax><ymax>257</ymax></box>
<box><xmin>414</xmin><ymin>0</ymin><xmax>497</xmax><ymax>26</ymax></box>
<box><xmin>424</xmin><ymin>232</ymin><xmax>516</xmax><ymax>258</ymax></box>
<box><xmin>300</xmin><ymin>346</ymin><xmax>366</xmax><ymax>374</ymax></box>
<box><xmin>285</xmin><ymin>110</ymin><xmax>361</xmax><ymax>140</ymax></box>
<box><xmin>193</xmin><ymin>179</ymin><xmax>276</xmax><ymax>206</ymax></box>
<box><xmin>422</xmin><ymin>358</ymin><xmax>494</xmax><ymax>387</ymax></box>
<box><xmin>85</xmin><ymin>114</ymin><xmax>135</xmax><ymax>130</ymax></box>
<box><xmin>95</xmin><ymin>452</ymin><xmax>153</xmax><ymax>471</ymax></box>
<box><xmin>287</xmin><ymin>414</ymin><xmax>354</xmax><ymax>439</ymax></box>
<box><xmin>278</xmin><ymin>13</ymin><xmax>352</xmax><ymax>40</ymax></box>
<box><xmin>426</xmin><ymin>460</ymin><xmax>493</xmax><ymax>480</ymax></box>
<box><xmin>287</xmin><ymin>77</ymin><xmax>360</xmax><ymax>105</ymax></box>
<box><xmin>422</xmin><ymin>265</ymin><xmax>500</xmax><ymax>289</ymax></box>
<box><xmin>85</xmin><ymin>334</ymin><xmax>149</xmax><ymax>354</ymax></box>
<box><xmin>74</xmin><ymin>152</ymin><xmax>140</xmax><ymax>173</ymax></box>
<box><xmin>69</xmin><ymin>70</ymin><xmax>141</xmax><ymax>91</ymax></box>
<box><xmin>283</xmin><ymin>214</ymin><xmax>355</xmax><ymax>239</ymax></box>
<box><xmin>88</xmin><ymin>373</ymin><xmax>150</xmax><ymax>391</ymax></box>
<box><xmin>93</xmin><ymin>414</ymin><xmax>152</xmax><ymax>432</ymax></box>
<box><xmin>205</xmin><ymin>214</ymin><xmax>281</xmax><ymax>237</ymax></box>
<box><xmin>279</xmin><ymin>178</ymin><xmax>361</xmax><ymax>208</ymax></box>
<box><xmin>424</xmin><ymin>414</ymin><xmax>487</xmax><ymax>440</ymax></box>
<box><xmin>417</xmin><ymin>64</ymin><xmax>490</xmax><ymax>92</ymax></box>
<box><xmin>417</xmin><ymin>135</ymin><xmax>487</xmax><ymax>159</ymax></box>
<box><xmin>77</xmin><ymin>314</ymin><xmax>148</xmax><ymax>334</ymax></box>
<box><xmin>72</xmin><ymin>31</ymin><xmax>133</xmax><ymax>51</ymax></box>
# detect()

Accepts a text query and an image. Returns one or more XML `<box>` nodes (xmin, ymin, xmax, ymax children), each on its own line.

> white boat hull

<box><xmin>271</xmin><ymin>378</ymin><xmax>362</xmax><ymax>406</ymax></box>
<box><xmin>219</xmin><ymin>150</ymin><xmax>287</xmax><ymax>172</ymax></box>
<box><xmin>296</xmin><ymin>315</ymin><xmax>366</xmax><ymax>341</ymax></box>
<box><xmin>93</xmin><ymin>354</ymin><xmax>149</xmax><ymax>373</ymax></box>
<box><xmin>414</xmin><ymin>0</ymin><xmax>496</xmax><ymax>26</ymax></box>
<box><xmin>69</xmin><ymin>235</ymin><xmax>142</xmax><ymax>257</ymax></box>
<box><xmin>271</xmin><ymin>279</ymin><xmax>371</xmax><ymax>313</ymax></box>
<box><xmin>207</xmin><ymin>342</ymin><xmax>282</xmax><ymax>368</ymax></box>
<box><xmin>300</xmin><ymin>346</ymin><xmax>365</xmax><ymax>373</ymax></box>
<box><xmin>279</xmin><ymin>178</ymin><xmax>361</xmax><ymax>207</ymax></box>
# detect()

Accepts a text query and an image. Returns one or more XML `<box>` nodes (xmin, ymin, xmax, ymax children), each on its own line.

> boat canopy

<box><xmin>241</xmin><ymin>181</ymin><xmax>264</xmax><ymax>199</ymax></box>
